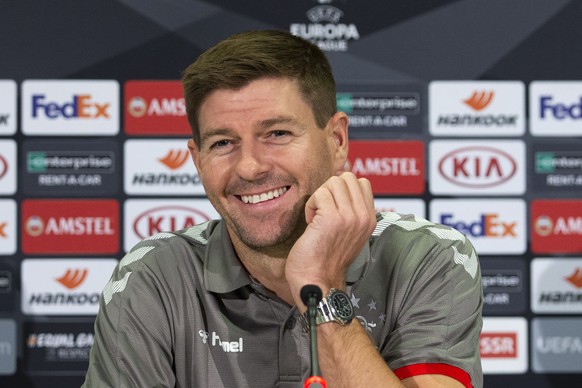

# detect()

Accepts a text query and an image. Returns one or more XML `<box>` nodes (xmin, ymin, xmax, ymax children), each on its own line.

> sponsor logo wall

<box><xmin>4</xmin><ymin>77</ymin><xmax>580</xmax><ymax>381</ymax></box>
<box><xmin>1</xmin><ymin>1</ymin><xmax>582</xmax><ymax>386</ymax></box>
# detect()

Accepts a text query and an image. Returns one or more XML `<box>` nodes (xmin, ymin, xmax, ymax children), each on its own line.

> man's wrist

<box><xmin>298</xmin><ymin>288</ymin><xmax>354</xmax><ymax>332</ymax></box>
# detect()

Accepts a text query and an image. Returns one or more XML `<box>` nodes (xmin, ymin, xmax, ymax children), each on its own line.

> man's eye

<box><xmin>271</xmin><ymin>130</ymin><xmax>290</xmax><ymax>138</ymax></box>
<box><xmin>210</xmin><ymin>139</ymin><xmax>230</xmax><ymax>149</ymax></box>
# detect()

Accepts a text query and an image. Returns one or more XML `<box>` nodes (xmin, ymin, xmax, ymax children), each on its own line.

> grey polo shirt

<box><xmin>83</xmin><ymin>212</ymin><xmax>483</xmax><ymax>388</ymax></box>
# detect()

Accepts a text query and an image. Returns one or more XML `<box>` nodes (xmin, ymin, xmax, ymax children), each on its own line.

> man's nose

<box><xmin>234</xmin><ymin>142</ymin><xmax>270</xmax><ymax>180</ymax></box>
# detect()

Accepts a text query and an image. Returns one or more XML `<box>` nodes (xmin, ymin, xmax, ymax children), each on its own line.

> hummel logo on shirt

<box><xmin>199</xmin><ymin>330</ymin><xmax>244</xmax><ymax>353</ymax></box>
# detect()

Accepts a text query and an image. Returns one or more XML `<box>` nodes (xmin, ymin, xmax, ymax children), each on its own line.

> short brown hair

<box><xmin>182</xmin><ymin>30</ymin><xmax>337</xmax><ymax>146</ymax></box>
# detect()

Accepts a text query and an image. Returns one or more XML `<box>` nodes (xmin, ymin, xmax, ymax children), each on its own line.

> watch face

<box><xmin>330</xmin><ymin>291</ymin><xmax>353</xmax><ymax>320</ymax></box>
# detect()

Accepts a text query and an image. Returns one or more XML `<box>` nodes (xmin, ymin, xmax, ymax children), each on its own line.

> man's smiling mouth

<box><xmin>240</xmin><ymin>187</ymin><xmax>288</xmax><ymax>204</ymax></box>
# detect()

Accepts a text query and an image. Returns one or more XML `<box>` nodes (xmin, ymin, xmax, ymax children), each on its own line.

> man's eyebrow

<box><xmin>259</xmin><ymin>116</ymin><xmax>300</xmax><ymax>129</ymax></box>
<box><xmin>199</xmin><ymin>128</ymin><xmax>233</xmax><ymax>147</ymax></box>
<box><xmin>199</xmin><ymin>116</ymin><xmax>303</xmax><ymax>146</ymax></box>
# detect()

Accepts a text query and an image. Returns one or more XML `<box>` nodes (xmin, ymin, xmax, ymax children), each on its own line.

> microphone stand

<box><xmin>301</xmin><ymin>285</ymin><xmax>327</xmax><ymax>388</ymax></box>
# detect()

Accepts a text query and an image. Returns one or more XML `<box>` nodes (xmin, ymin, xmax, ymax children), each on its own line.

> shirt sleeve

<box><xmin>380</xmin><ymin>227</ymin><xmax>483</xmax><ymax>388</ymax></box>
<box><xmin>82</xmin><ymin>243</ymin><xmax>176</xmax><ymax>388</ymax></box>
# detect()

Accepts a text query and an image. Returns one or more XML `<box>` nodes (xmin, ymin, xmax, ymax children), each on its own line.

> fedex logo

<box><xmin>440</xmin><ymin>213</ymin><xmax>516</xmax><ymax>237</ymax></box>
<box><xmin>22</xmin><ymin>80</ymin><xmax>119</xmax><ymax>136</ymax></box>
<box><xmin>430</xmin><ymin>199</ymin><xmax>526</xmax><ymax>255</ymax></box>
<box><xmin>32</xmin><ymin>94</ymin><xmax>110</xmax><ymax>119</ymax></box>
<box><xmin>0</xmin><ymin>80</ymin><xmax>17</xmax><ymax>135</ymax></box>
<box><xmin>539</xmin><ymin>96</ymin><xmax>582</xmax><ymax>120</ymax></box>
<box><xmin>0</xmin><ymin>199</ymin><xmax>16</xmax><ymax>255</ymax></box>
<box><xmin>530</xmin><ymin>81</ymin><xmax>582</xmax><ymax>136</ymax></box>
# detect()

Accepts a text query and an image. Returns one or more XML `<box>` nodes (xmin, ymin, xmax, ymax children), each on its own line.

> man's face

<box><xmin>189</xmin><ymin>77</ymin><xmax>347</xmax><ymax>252</ymax></box>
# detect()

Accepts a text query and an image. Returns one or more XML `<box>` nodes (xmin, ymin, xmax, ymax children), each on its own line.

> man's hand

<box><xmin>285</xmin><ymin>172</ymin><xmax>376</xmax><ymax>308</ymax></box>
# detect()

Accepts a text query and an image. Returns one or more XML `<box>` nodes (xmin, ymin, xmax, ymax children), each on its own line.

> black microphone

<box><xmin>300</xmin><ymin>284</ymin><xmax>327</xmax><ymax>388</ymax></box>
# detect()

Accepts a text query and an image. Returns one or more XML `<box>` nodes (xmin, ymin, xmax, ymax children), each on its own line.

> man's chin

<box><xmin>229</xmin><ymin>222</ymin><xmax>303</xmax><ymax>252</ymax></box>
<box><xmin>238</xmin><ymin>231</ymin><xmax>296</xmax><ymax>251</ymax></box>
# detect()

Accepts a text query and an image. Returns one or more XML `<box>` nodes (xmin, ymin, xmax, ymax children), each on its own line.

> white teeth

<box><xmin>241</xmin><ymin>187</ymin><xmax>287</xmax><ymax>204</ymax></box>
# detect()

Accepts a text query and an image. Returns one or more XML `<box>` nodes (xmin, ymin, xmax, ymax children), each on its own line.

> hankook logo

<box><xmin>55</xmin><ymin>269</ymin><xmax>88</xmax><ymax>290</ymax></box>
<box><xmin>565</xmin><ymin>268</ymin><xmax>582</xmax><ymax>289</ymax></box>
<box><xmin>159</xmin><ymin>149</ymin><xmax>190</xmax><ymax>170</ymax></box>
<box><xmin>438</xmin><ymin>146</ymin><xmax>517</xmax><ymax>188</ymax></box>
<box><xmin>429</xmin><ymin>81</ymin><xmax>525</xmax><ymax>136</ymax></box>
<box><xmin>464</xmin><ymin>91</ymin><xmax>494</xmax><ymax>111</ymax></box>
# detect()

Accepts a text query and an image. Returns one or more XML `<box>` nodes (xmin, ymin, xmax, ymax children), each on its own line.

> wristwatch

<box><xmin>298</xmin><ymin>288</ymin><xmax>354</xmax><ymax>332</ymax></box>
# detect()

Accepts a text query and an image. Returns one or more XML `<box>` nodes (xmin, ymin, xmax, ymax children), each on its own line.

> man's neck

<box><xmin>232</xmin><ymin>239</ymin><xmax>296</xmax><ymax>305</ymax></box>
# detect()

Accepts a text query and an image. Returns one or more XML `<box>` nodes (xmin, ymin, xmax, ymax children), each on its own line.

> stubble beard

<box><xmin>225</xmin><ymin>195</ymin><xmax>309</xmax><ymax>256</ymax></box>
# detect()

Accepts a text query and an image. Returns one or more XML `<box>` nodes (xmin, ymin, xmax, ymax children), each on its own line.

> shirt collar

<box><xmin>204</xmin><ymin>221</ymin><xmax>251</xmax><ymax>294</ymax></box>
<box><xmin>203</xmin><ymin>220</ymin><xmax>369</xmax><ymax>293</ymax></box>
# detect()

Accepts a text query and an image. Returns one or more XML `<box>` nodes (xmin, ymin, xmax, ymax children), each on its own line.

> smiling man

<box><xmin>83</xmin><ymin>30</ymin><xmax>483</xmax><ymax>388</ymax></box>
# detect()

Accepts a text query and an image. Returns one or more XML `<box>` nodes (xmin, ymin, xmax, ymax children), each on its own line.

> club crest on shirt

<box><xmin>350</xmin><ymin>292</ymin><xmax>385</xmax><ymax>333</ymax></box>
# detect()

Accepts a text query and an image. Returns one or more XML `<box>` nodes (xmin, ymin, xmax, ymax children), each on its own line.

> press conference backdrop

<box><xmin>1</xmin><ymin>0</ymin><xmax>581</xmax><ymax>387</ymax></box>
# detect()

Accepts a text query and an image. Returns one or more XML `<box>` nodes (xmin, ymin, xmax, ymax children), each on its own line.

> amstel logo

<box><xmin>123</xmin><ymin>81</ymin><xmax>190</xmax><ymax>135</ymax></box>
<box><xmin>21</xmin><ymin>199</ymin><xmax>119</xmax><ymax>254</ymax></box>
<box><xmin>127</xmin><ymin>96</ymin><xmax>147</xmax><ymax>117</ymax></box>
<box><xmin>534</xmin><ymin>215</ymin><xmax>553</xmax><ymax>237</ymax></box>
<box><xmin>25</xmin><ymin>216</ymin><xmax>45</xmax><ymax>237</ymax></box>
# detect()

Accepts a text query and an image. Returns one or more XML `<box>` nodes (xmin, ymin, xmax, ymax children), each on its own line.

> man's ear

<box><xmin>187</xmin><ymin>139</ymin><xmax>202</xmax><ymax>173</ymax></box>
<box><xmin>327</xmin><ymin>111</ymin><xmax>349</xmax><ymax>174</ymax></box>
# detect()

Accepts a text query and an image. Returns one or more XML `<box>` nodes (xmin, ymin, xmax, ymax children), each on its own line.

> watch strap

<box><xmin>297</xmin><ymin>288</ymin><xmax>353</xmax><ymax>332</ymax></box>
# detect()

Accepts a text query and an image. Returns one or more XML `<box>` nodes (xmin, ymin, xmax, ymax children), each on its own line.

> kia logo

<box><xmin>133</xmin><ymin>205</ymin><xmax>211</xmax><ymax>239</ymax></box>
<box><xmin>438</xmin><ymin>146</ymin><xmax>517</xmax><ymax>188</ymax></box>
<box><xmin>0</xmin><ymin>155</ymin><xmax>7</xmax><ymax>179</ymax></box>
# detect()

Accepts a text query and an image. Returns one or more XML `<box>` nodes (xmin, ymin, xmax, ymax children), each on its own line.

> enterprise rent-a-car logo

<box><xmin>22</xmin><ymin>139</ymin><xmax>120</xmax><ymax>196</ymax></box>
